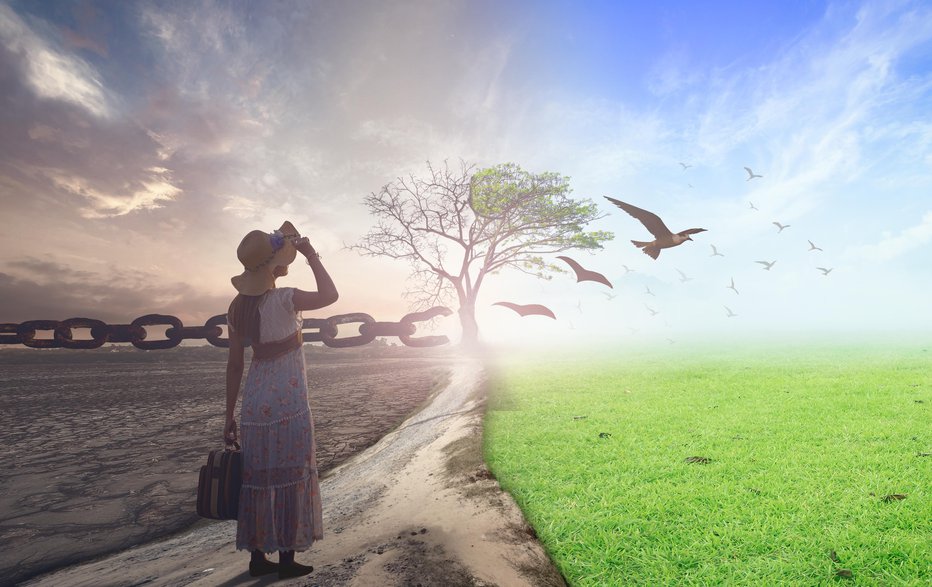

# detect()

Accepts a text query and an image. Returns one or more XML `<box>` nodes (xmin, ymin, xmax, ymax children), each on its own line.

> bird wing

<box><xmin>679</xmin><ymin>228</ymin><xmax>707</xmax><ymax>236</ymax></box>
<box><xmin>755</xmin><ymin>261</ymin><xmax>768</xmax><ymax>266</ymax></box>
<box><xmin>556</xmin><ymin>256</ymin><xmax>613</xmax><ymax>288</ymax></box>
<box><xmin>744</xmin><ymin>166</ymin><xmax>754</xmax><ymax>177</ymax></box>
<box><xmin>492</xmin><ymin>302</ymin><xmax>556</xmax><ymax>319</ymax></box>
<box><xmin>604</xmin><ymin>197</ymin><xmax>673</xmax><ymax>238</ymax></box>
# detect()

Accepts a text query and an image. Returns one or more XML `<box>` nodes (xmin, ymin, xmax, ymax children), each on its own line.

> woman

<box><xmin>223</xmin><ymin>221</ymin><xmax>338</xmax><ymax>579</ymax></box>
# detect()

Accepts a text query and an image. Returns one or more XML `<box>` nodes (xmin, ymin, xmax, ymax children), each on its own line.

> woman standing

<box><xmin>223</xmin><ymin>221</ymin><xmax>338</xmax><ymax>579</ymax></box>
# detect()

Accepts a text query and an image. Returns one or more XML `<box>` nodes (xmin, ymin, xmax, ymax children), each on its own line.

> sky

<box><xmin>1</xmin><ymin>0</ymin><xmax>930</xmax><ymax>350</ymax></box>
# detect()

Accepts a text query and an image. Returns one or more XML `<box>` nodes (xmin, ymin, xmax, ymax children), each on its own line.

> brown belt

<box><xmin>251</xmin><ymin>331</ymin><xmax>302</xmax><ymax>361</ymax></box>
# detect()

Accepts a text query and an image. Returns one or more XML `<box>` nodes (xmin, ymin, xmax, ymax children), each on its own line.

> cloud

<box><xmin>646</xmin><ymin>47</ymin><xmax>705</xmax><ymax>97</ymax></box>
<box><xmin>223</xmin><ymin>195</ymin><xmax>266</xmax><ymax>221</ymax></box>
<box><xmin>687</xmin><ymin>1</ymin><xmax>932</xmax><ymax>171</ymax></box>
<box><xmin>45</xmin><ymin>166</ymin><xmax>181</xmax><ymax>218</ymax></box>
<box><xmin>0</xmin><ymin>3</ymin><xmax>111</xmax><ymax>117</ymax></box>
<box><xmin>0</xmin><ymin>37</ymin><xmax>184</xmax><ymax>219</ymax></box>
<box><xmin>6</xmin><ymin>257</ymin><xmax>96</xmax><ymax>282</ymax></box>
<box><xmin>847</xmin><ymin>210</ymin><xmax>932</xmax><ymax>261</ymax></box>
<box><xmin>0</xmin><ymin>263</ymin><xmax>231</xmax><ymax>324</ymax></box>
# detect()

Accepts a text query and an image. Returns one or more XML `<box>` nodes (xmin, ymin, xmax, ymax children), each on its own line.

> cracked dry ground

<box><xmin>0</xmin><ymin>351</ymin><xmax>454</xmax><ymax>586</ymax></box>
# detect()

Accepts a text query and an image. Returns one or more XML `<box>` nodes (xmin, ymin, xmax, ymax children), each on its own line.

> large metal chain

<box><xmin>0</xmin><ymin>306</ymin><xmax>453</xmax><ymax>350</ymax></box>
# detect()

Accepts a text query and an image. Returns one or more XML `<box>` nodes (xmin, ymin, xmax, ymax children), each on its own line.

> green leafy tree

<box><xmin>351</xmin><ymin>160</ymin><xmax>613</xmax><ymax>348</ymax></box>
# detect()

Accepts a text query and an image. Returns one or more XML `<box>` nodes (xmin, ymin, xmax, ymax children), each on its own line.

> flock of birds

<box><xmin>493</xmin><ymin>164</ymin><xmax>837</xmax><ymax>332</ymax></box>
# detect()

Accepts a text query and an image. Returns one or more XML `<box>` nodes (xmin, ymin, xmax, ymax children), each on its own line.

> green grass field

<box><xmin>483</xmin><ymin>343</ymin><xmax>931</xmax><ymax>586</ymax></box>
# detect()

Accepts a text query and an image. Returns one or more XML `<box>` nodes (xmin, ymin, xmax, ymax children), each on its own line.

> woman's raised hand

<box><xmin>291</xmin><ymin>236</ymin><xmax>314</xmax><ymax>255</ymax></box>
<box><xmin>292</xmin><ymin>236</ymin><xmax>314</xmax><ymax>256</ymax></box>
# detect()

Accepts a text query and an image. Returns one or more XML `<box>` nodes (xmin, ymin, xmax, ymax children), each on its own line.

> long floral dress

<box><xmin>234</xmin><ymin>287</ymin><xmax>322</xmax><ymax>552</ymax></box>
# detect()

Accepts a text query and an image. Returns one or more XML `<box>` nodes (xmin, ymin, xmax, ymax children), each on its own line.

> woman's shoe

<box><xmin>278</xmin><ymin>561</ymin><xmax>314</xmax><ymax>579</ymax></box>
<box><xmin>248</xmin><ymin>559</ymin><xmax>280</xmax><ymax>577</ymax></box>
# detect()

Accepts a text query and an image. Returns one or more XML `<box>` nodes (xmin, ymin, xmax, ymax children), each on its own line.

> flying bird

<box><xmin>556</xmin><ymin>256</ymin><xmax>613</xmax><ymax>288</ymax></box>
<box><xmin>817</xmin><ymin>267</ymin><xmax>833</xmax><ymax>276</ymax></box>
<box><xmin>601</xmin><ymin>291</ymin><xmax>618</xmax><ymax>300</ymax></box>
<box><xmin>644</xmin><ymin>284</ymin><xmax>655</xmax><ymax>296</ymax></box>
<box><xmin>710</xmin><ymin>244</ymin><xmax>724</xmax><ymax>257</ymax></box>
<box><xmin>773</xmin><ymin>221</ymin><xmax>790</xmax><ymax>233</ymax></box>
<box><xmin>621</xmin><ymin>264</ymin><xmax>635</xmax><ymax>274</ymax></box>
<box><xmin>492</xmin><ymin>302</ymin><xmax>556</xmax><ymax>319</ymax></box>
<box><xmin>604</xmin><ymin>196</ymin><xmax>707</xmax><ymax>259</ymax></box>
<box><xmin>676</xmin><ymin>268</ymin><xmax>694</xmax><ymax>283</ymax></box>
<box><xmin>749</xmin><ymin>201</ymin><xmax>759</xmax><ymax>211</ymax></box>
<box><xmin>645</xmin><ymin>304</ymin><xmax>660</xmax><ymax>316</ymax></box>
<box><xmin>727</xmin><ymin>277</ymin><xmax>739</xmax><ymax>295</ymax></box>
<box><xmin>755</xmin><ymin>260</ymin><xmax>777</xmax><ymax>271</ymax></box>
<box><xmin>808</xmin><ymin>240</ymin><xmax>823</xmax><ymax>252</ymax></box>
<box><xmin>744</xmin><ymin>166</ymin><xmax>763</xmax><ymax>180</ymax></box>
<box><xmin>724</xmin><ymin>306</ymin><xmax>738</xmax><ymax>318</ymax></box>
<box><xmin>576</xmin><ymin>300</ymin><xmax>583</xmax><ymax>314</ymax></box>
<box><xmin>679</xmin><ymin>162</ymin><xmax>692</xmax><ymax>170</ymax></box>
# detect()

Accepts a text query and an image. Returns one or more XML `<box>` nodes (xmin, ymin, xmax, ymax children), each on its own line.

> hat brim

<box><xmin>231</xmin><ymin>268</ymin><xmax>275</xmax><ymax>296</ymax></box>
<box><xmin>231</xmin><ymin>221</ymin><xmax>300</xmax><ymax>295</ymax></box>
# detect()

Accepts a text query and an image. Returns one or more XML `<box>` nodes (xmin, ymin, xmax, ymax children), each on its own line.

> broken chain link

<box><xmin>0</xmin><ymin>306</ymin><xmax>453</xmax><ymax>350</ymax></box>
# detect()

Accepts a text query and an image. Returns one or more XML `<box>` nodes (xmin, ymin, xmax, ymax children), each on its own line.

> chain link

<box><xmin>0</xmin><ymin>307</ymin><xmax>453</xmax><ymax>350</ymax></box>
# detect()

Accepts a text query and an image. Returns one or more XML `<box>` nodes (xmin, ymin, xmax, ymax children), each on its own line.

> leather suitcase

<box><xmin>196</xmin><ymin>442</ymin><xmax>242</xmax><ymax>520</ymax></box>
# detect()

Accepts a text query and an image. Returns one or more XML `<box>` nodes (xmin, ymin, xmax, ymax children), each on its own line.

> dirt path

<box><xmin>22</xmin><ymin>357</ymin><xmax>567</xmax><ymax>587</ymax></box>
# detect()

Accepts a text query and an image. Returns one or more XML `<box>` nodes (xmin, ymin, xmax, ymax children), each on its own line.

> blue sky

<box><xmin>0</xmin><ymin>0</ymin><xmax>930</xmax><ymax>349</ymax></box>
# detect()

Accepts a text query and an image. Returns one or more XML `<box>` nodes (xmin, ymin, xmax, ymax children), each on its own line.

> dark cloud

<box><xmin>0</xmin><ymin>4</ymin><xmax>271</xmax><ymax>300</ymax></box>
<box><xmin>0</xmin><ymin>269</ymin><xmax>231</xmax><ymax>324</ymax></box>
<box><xmin>0</xmin><ymin>40</ymin><xmax>176</xmax><ymax>217</ymax></box>
<box><xmin>7</xmin><ymin>257</ymin><xmax>97</xmax><ymax>282</ymax></box>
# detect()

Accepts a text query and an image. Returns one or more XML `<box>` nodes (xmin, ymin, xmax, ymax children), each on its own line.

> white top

<box><xmin>257</xmin><ymin>287</ymin><xmax>302</xmax><ymax>344</ymax></box>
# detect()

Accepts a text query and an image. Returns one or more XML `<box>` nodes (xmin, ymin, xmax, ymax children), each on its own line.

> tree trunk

<box><xmin>458</xmin><ymin>299</ymin><xmax>481</xmax><ymax>349</ymax></box>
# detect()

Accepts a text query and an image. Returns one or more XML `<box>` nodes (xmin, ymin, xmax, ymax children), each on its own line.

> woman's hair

<box><xmin>227</xmin><ymin>293</ymin><xmax>264</xmax><ymax>344</ymax></box>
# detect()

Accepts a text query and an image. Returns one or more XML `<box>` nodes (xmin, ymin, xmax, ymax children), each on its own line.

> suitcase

<box><xmin>196</xmin><ymin>441</ymin><xmax>242</xmax><ymax>520</ymax></box>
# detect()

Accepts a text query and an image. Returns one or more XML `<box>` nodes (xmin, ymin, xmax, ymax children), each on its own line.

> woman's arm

<box><xmin>292</xmin><ymin>237</ymin><xmax>339</xmax><ymax>311</ymax></box>
<box><xmin>223</xmin><ymin>328</ymin><xmax>245</xmax><ymax>443</ymax></box>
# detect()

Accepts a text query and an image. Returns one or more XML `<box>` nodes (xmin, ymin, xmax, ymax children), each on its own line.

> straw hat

<box><xmin>231</xmin><ymin>221</ymin><xmax>300</xmax><ymax>295</ymax></box>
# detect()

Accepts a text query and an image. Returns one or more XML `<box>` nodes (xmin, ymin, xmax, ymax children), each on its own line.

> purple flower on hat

<box><xmin>269</xmin><ymin>230</ymin><xmax>285</xmax><ymax>251</ymax></box>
